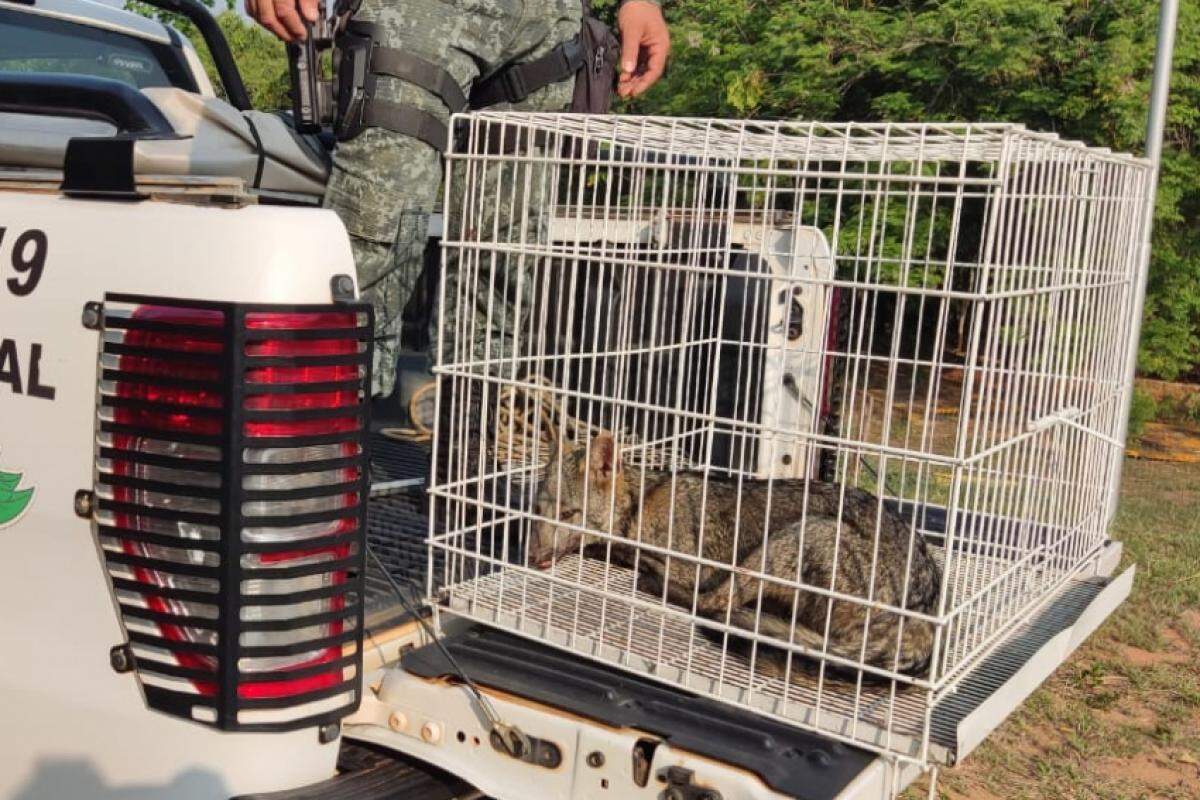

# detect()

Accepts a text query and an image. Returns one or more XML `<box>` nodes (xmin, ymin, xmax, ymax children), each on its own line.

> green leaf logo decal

<box><xmin>0</xmin><ymin>465</ymin><xmax>34</xmax><ymax>527</ymax></box>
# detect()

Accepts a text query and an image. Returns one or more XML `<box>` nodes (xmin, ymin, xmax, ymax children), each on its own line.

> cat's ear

<box><xmin>586</xmin><ymin>433</ymin><xmax>620</xmax><ymax>484</ymax></box>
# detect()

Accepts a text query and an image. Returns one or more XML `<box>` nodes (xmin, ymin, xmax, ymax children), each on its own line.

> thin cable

<box><xmin>365</xmin><ymin>543</ymin><xmax>529</xmax><ymax>755</ymax></box>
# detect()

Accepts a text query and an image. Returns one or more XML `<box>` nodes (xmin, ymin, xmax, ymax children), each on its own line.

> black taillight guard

<box><xmin>92</xmin><ymin>293</ymin><xmax>373</xmax><ymax>732</ymax></box>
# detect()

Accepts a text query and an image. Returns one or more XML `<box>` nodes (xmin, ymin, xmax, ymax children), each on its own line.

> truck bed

<box><xmin>364</xmin><ymin>434</ymin><xmax>433</xmax><ymax>630</ymax></box>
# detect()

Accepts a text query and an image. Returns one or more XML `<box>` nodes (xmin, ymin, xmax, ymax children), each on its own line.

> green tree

<box><xmin>630</xmin><ymin>0</ymin><xmax>1199</xmax><ymax>381</ymax></box>
<box><xmin>212</xmin><ymin>6</ymin><xmax>291</xmax><ymax>109</ymax></box>
<box><xmin>128</xmin><ymin>0</ymin><xmax>289</xmax><ymax>109</ymax></box>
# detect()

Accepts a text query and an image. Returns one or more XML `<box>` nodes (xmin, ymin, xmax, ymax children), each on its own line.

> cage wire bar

<box><xmin>427</xmin><ymin>114</ymin><xmax>1155</xmax><ymax>765</ymax></box>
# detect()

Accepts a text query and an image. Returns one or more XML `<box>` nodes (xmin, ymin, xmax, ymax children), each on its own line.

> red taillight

<box><xmin>246</xmin><ymin>390</ymin><xmax>358</xmax><ymax>410</ymax></box>
<box><xmin>117</xmin><ymin>409</ymin><xmax>223</xmax><ymax>436</ymax></box>
<box><xmin>242</xmin><ymin>310</ymin><xmax>364</xmax><ymax>704</ymax></box>
<box><xmin>246</xmin><ymin>364</ymin><xmax>358</xmax><ymax>384</ymax></box>
<box><xmin>110</xmin><ymin>307</ymin><xmax>225</xmax><ymax>438</ymax></box>
<box><xmin>243</xmin><ymin>312</ymin><xmax>363</xmax><ymax>442</ymax></box>
<box><xmin>118</xmin><ymin>307</ymin><xmax>225</xmax><ymax>352</ymax></box>
<box><xmin>245</xmin><ymin>311</ymin><xmax>359</xmax><ymax>330</ymax></box>
<box><xmin>118</xmin><ymin>383</ymin><xmax>223</xmax><ymax>409</ymax></box>
<box><xmin>245</xmin><ymin>416</ymin><xmax>362</xmax><ymax>438</ymax></box>
<box><xmin>102</xmin><ymin>306</ymin><xmax>226</xmax><ymax>695</ymax></box>
<box><xmin>117</xmin><ymin>356</ymin><xmax>222</xmax><ymax>382</ymax></box>
<box><xmin>94</xmin><ymin>297</ymin><xmax>370</xmax><ymax>729</ymax></box>
<box><xmin>248</xmin><ymin>339</ymin><xmax>359</xmax><ymax>357</ymax></box>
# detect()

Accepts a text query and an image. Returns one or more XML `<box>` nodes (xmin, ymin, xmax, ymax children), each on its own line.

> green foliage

<box><xmin>1127</xmin><ymin>387</ymin><xmax>1158</xmax><ymax>440</ymax></box>
<box><xmin>628</xmin><ymin>0</ymin><xmax>1200</xmax><ymax>381</ymax></box>
<box><xmin>128</xmin><ymin>0</ymin><xmax>290</xmax><ymax>109</ymax></box>
<box><xmin>213</xmin><ymin>7</ymin><xmax>291</xmax><ymax>109</ymax></box>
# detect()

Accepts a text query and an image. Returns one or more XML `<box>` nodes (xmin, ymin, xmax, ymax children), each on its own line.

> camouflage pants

<box><xmin>323</xmin><ymin>0</ymin><xmax>581</xmax><ymax>397</ymax></box>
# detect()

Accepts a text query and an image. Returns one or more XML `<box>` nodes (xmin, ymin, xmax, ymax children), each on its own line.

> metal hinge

<box><xmin>1027</xmin><ymin>406</ymin><xmax>1124</xmax><ymax>449</ymax></box>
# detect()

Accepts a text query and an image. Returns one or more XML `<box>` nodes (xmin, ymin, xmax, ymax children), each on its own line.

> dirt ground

<box><xmin>904</xmin><ymin>457</ymin><xmax>1200</xmax><ymax>800</ymax></box>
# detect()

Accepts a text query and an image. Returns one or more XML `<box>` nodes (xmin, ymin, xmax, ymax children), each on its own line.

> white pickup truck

<box><xmin>0</xmin><ymin>1</ymin><xmax>1153</xmax><ymax>799</ymax></box>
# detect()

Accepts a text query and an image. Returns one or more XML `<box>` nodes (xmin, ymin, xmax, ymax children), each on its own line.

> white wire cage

<box><xmin>427</xmin><ymin>113</ymin><xmax>1154</xmax><ymax>765</ymax></box>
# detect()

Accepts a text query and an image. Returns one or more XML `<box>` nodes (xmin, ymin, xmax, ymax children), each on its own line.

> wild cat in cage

<box><xmin>529</xmin><ymin>433</ymin><xmax>942</xmax><ymax>680</ymax></box>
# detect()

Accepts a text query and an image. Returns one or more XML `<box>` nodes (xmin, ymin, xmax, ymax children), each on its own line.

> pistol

<box><xmin>286</xmin><ymin>0</ymin><xmax>333</xmax><ymax>133</ymax></box>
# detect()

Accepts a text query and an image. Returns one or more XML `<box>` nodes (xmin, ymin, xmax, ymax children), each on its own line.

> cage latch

<box><xmin>1026</xmin><ymin>407</ymin><xmax>1124</xmax><ymax>449</ymax></box>
<box><xmin>659</xmin><ymin>766</ymin><xmax>723</xmax><ymax>800</ymax></box>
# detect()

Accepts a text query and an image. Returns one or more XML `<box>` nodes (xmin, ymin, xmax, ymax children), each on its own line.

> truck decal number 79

<box><xmin>1</xmin><ymin>226</ymin><xmax>55</xmax><ymax>401</ymax></box>
<box><xmin>1</xmin><ymin>227</ymin><xmax>48</xmax><ymax>297</ymax></box>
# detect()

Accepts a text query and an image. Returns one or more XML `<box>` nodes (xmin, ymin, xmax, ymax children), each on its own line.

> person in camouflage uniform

<box><xmin>247</xmin><ymin>0</ymin><xmax>670</xmax><ymax>398</ymax></box>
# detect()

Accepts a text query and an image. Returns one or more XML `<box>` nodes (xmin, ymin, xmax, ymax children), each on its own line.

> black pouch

<box><xmin>570</xmin><ymin>15</ymin><xmax>620</xmax><ymax>114</ymax></box>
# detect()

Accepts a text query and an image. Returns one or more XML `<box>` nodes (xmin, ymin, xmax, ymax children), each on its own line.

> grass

<box><xmin>903</xmin><ymin>457</ymin><xmax>1200</xmax><ymax>800</ymax></box>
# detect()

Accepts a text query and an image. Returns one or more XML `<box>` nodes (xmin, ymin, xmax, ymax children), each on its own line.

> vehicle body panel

<box><xmin>0</xmin><ymin>191</ymin><xmax>354</xmax><ymax>799</ymax></box>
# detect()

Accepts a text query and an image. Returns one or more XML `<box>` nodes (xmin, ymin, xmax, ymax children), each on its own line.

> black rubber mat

<box><xmin>369</xmin><ymin>432</ymin><xmax>430</xmax><ymax>490</ymax></box>
<box><xmin>364</xmin><ymin>436</ymin><xmax>434</xmax><ymax>628</ymax></box>
<box><xmin>363</xmin><ymin>490</ymin><xmax>440</xmax><ymax>625</ymax></box>
<box><xmin>363</xmin><ymin>434</ymin><xmax>520</xmax><ymax>628</ymax></box>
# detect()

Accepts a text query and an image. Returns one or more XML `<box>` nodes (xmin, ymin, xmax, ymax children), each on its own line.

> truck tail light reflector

<box><xmin>93</xmin><ymin>295</ymin><xmax>372</xmax><ymax>731</ymax></box>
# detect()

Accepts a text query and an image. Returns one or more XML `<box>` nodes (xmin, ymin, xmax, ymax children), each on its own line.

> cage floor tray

<box><xmin>442</xmin><ymin>545</ymin><xmax>1130</xmax><ymax>763</ymax></box>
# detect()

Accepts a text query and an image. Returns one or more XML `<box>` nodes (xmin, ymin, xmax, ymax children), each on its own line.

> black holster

<box><xmin>331</xmin><ymin>19</ymin><xmax>468</xmax><ymax>150</ymax></box>
<box><xmin>332</xmin><ymin>22</ymin><xmax>374</xmax><ymax>142</ymax></box>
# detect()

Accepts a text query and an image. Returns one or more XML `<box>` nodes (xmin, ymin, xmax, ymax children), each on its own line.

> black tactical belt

<box><xmin>330</xmin><ymin>15</ymin><xmax>589</xmax><ymax>151</ymax></box>
<box><xmin>365</xmin><ymin>36</ymin><xmax>469</xmax><ymax>113</ymax></box>
<box><xmin>359</xmin><ymin>102</ymin><xmax>450</xmax><ymax>152</ymax></box>
<box><xmin>468</xmin><ymin>36</ymin><xmax>585</xmax><ymax>108</ymax></box>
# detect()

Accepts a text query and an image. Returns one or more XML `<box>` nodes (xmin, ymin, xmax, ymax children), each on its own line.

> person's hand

<box><xmin>617</xmin><ymin>0</ymin><xmax>670</xmax><ymax>98</ymax></box>
<box><xmin>245</xmin><ymin>0</ymin><xmax>319</xmax><ymax>42</ymax></box>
